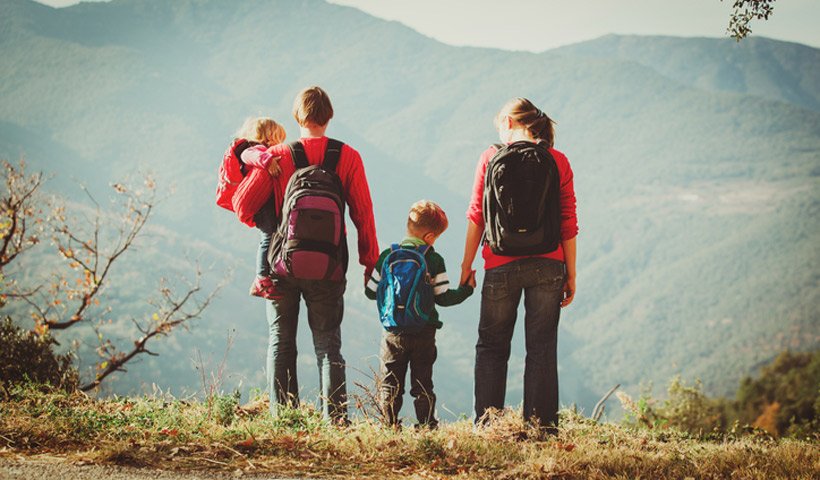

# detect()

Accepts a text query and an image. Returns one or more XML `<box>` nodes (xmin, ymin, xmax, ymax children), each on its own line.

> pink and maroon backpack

<box><xmin>267</xmin><ymin>139</ymin><xmax>348</xmax><ymax>282</ymax></box>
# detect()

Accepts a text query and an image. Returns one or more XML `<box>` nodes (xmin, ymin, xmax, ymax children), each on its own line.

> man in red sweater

<box><xmin>242</xmin><ymin>86</ymin><xmax>379</xmax><ymax>423</ymax></box>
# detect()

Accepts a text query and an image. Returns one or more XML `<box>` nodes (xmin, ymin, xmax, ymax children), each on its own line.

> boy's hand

<box><xmin>267</xmin><ymin>156</ymin><xmax>282</xmax><ymax>177</ymax></box>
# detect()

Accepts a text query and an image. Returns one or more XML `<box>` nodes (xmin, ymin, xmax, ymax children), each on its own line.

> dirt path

<box><xmin>0</xmin><ymin>455</ymin><xmax>307</xmax><ymax>480</ymax></box>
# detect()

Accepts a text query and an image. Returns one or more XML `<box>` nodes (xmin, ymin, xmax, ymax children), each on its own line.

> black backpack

<box><xmin>268</xmin><ymin>139</ymin><xmax>348</xmax><ymax>281</ymax></box>
<box><xmin>482</xmin><ymin>141</ymin><xmax>561</xmax><ymax>256</ymax></box>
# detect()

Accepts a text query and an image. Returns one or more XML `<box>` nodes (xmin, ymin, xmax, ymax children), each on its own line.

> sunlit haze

<box><xmin>35</xmin><ymin>0</ymin><xmax>820</xmax><ymax>51</ymax></box>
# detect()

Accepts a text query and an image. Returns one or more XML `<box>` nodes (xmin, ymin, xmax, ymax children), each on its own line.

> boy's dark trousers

<box><xmin>379</xmin><ymin>327</ymin><xmax>438</xmax><ymax>427</ymax></box>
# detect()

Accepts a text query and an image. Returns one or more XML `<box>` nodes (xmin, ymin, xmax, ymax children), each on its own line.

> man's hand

<box><xmin>267</xmin><ymin>156</ymin><xmax>282</xmax><ymax>177</ymax></box>
<box><xmin>561</xmin><ymin>275</ymin><xmax>576</xmax><ymax>308</ymax></box>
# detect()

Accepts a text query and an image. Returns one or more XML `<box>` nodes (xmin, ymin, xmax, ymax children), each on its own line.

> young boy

<box><xmin>365</xmin><ymin>200</ymin><xmax>476</xmax><ymax>428</ymax></box>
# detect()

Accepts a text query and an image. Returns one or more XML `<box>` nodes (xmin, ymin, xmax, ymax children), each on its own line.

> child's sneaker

<box><xmin>250</xmin><ymin>276</ymin><xmax>280</xmax><ymax>300</ymax></box>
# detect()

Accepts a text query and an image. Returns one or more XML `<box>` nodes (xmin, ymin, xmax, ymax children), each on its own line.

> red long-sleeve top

<box><xmin>466</xmin><ymin>144</ymin><xmax>578</xmax><ymax>270</ymax></box>
<box><xmin>242</xmin><ymin>136</ymin><xmax>380</xmax><ymax>274</ymax></box>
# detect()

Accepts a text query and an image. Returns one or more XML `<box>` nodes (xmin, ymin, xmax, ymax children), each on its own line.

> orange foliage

<box><xmin>752</xmin><ymin>401</ymin><xmax>780</xmax><ymax>435</ymax></box>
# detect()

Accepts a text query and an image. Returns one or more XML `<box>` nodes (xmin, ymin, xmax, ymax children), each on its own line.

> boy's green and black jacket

<box><xmin>365</xmin><ymin>237</ymin><xmax>473</xmax><ymax>328</ymax></box>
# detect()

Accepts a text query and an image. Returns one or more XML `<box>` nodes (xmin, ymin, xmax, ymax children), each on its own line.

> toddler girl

<box><xmin>218</xmin><ymin>117</ymin><xmax>285</xmax><ymax>299</ymax></box>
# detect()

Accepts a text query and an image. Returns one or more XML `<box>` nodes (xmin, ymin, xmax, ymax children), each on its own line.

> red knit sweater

<box><xmin>466</xmin><ymin>144</ymin><xmax>578</xmax><ymax>270</ymax></box>
<box><xmin>242</xmin><ymin>137</ymin><xmax>380</xmax><ymax>274</ymax></box>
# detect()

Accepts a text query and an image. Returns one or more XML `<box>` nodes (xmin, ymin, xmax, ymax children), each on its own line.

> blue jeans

<box><xmin>474</xmin><ymin>257</ymin><xmax>565</xmax><ymax>429</ymax></box>
<box><xmin>266</xmin><ymin>276</ymin><xmax>347</xmax><ymax>422</ymax></box>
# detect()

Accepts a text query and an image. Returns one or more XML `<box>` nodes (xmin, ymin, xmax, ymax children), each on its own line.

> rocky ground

<box><xmin>0</xmin><ymin>455</ymin><xmax>306</xmax><ymax>480</ymax></box>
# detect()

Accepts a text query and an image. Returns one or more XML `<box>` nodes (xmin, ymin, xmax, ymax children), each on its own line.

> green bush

<box><xmin>0</xmin><ymin>317</ymin><xmax>77</xmax><ymax>392</ymax></box>
<box><xmin>620</xmin><ymin>351</ymin><xmax>819</xmax><ymax>438</ymax></box>
<box><xmin>734</xmin><ymin>350</ymin><xmax>819</xmax><ymax>437</ymax></box>
<box><xmin>209</xmin><ymin>389</ymin><xmax>241</xmax><ymax>426</ymax></box>
<box><xmin>657</xmin><ymin>377</ymin><xmax>730</xmax><ymax>435</ymax></box>
<box><xmin>619</xmin><ymin>377</ymin><xmax>728</xmax><ymax>436</ymax></box>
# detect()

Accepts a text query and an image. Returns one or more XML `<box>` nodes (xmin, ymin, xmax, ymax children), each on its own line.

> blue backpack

<box><xmin>376</xmin><ymin>244</ymin><xmax>435</xmax><ymax>331</ymax></box>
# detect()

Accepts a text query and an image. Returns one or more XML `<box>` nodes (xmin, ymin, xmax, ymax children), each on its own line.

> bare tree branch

<box><xmin>593</xmin><ymin>384</ymin><xmax>621</xmax><ymax>422</ymax></box>
<box><xmin>47</xmin><ymin>184</ymin><xmax>153</xmax><ymax>331</ymax></box>
<box><xmin>2</xmin><ymin>164</ymin><xmax>220</xmax><ymax>393</ymax></box>
<box><xmin>0</xmin><ymin>161</ymin><xmax>44</xmax><ymax>275</ymax></box>
<box><xmin>80</xmin><ymin>265</ymin><xmax>220</xmax><ymax>392</ymax></box>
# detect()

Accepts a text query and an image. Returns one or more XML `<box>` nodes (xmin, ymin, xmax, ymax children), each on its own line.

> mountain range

<box><xmin>1</xmin><ymin>0</ymin><xmax>818</xmax><ymax>418</ymax></box>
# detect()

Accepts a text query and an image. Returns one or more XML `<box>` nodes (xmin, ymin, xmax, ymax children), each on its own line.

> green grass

<box><xmin>1</xmin><ymin>383</ymin><xmax>818</xmax><ymax>479</ymax></box>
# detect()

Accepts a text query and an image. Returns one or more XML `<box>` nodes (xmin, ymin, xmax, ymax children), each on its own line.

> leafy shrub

<box><xmin>0</xmin><ymin>317</ymin><xmax>77</xmax><ymax>392</ymax></box>
<box><xmin>269</xmin><ymin>403</ymin><xmax>326</xmax><ymax>432</ymax></box>
<box><xmin>618</xmin><ymin>377</ymin><xmax>728</xmax><ymax>436</ymax></box>
<box><xmin>619</xmin><ymin>351</ymin><xmax>820</xmax><ymax>438</ymax></box>
<box><xmin>209</xmin><ymin>389</ymin><xmax>241</xmax><ymax>426</ymax></box>
<box><xmin>734</xmin><ymin>350</ymin><xmax>819</xmax><ymax>437</ymax></box>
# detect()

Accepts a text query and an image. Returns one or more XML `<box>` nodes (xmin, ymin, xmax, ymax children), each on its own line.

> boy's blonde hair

<box><xmin>235</xmin><ymin>117</ymin><xmax>286</xmax><ymax>146</ymax></box>
<box><xmin>407</xmin><ymin>200</ymin><xmax>449</xmax><ymax>237</ymax></box>
<box><xmin>293</xmin><ymin>86</ymin><xmax>334</xmax><ymax>127</ymax></box>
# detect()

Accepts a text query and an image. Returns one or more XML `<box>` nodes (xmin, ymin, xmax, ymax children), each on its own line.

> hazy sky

<box><xmin>34</xmin><ymin>0</ymin><xmax>820</xmax><ymax>52</ymax></box>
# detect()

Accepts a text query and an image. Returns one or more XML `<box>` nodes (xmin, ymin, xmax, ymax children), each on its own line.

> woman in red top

<box><xmin>460</xmin><ymin>97</ymin><xmax>578</xmax><ymax>433</ymax></box>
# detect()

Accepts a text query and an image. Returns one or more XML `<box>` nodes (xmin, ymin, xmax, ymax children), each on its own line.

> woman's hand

<box><xmin>267</xmin><ymin>156</ymin><xmax>282</xmax><ymax>177</ymax></box>
<box><xmin>466</xmin><ymin>270</ymin><xmax>477</xmax><ymax>289</ymax></box>
<box><xmin>460</xmin><ymin>264</ymin><xmax>473</xmax><ymax>286</ymax></box>
<box><xmin>561</xmin><ymin>275</ymin><xmax>575</xmax><ymax>308</ymax></box>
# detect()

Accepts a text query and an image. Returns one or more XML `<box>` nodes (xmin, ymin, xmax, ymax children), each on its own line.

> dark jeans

<box><xmin>254</xmin><ymin>198</ymin><xmax>277</xmax><ymax>278</ymax></box>
<box><xmin>474</xmin><ymin>257</ymin><xmax>565</xmax><ymax>429</ymax></box>
<box><xmin>379</xmin><ymin>328</ymin><xmax>438</xmax><ymax>427</ymax></box>
<box><xmin>256</xmin><ymin>230</ymin><xmax>272</xmax><ymax>277</ymax></box>
<box><xmin>266</xmin><ymin>276</ymin><xmax>347</xmax><ymax>422</ymax></box>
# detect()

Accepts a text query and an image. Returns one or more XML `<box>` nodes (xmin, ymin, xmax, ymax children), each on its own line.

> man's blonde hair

<box><xmin>407</xmin><ymin>200</ymin><xmax>449</xmax><ymax>237</ymax></box>
<box><xmin>293</xmin><ymin>86</ymin><xmax>334</xmax><ymax>127</ymax></box>
<box><xmin>235</xmin><ymin>117</ymin><xmax>286</xmax><ymax>146</ymax></box>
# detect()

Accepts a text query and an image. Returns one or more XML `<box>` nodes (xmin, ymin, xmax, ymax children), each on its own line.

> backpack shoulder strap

<box><xmin>390</xmin><ymin>243</ymin><xmax>400</xmax><ymax>253</ymax></box>
<box><xmin>233</xmin><ymin>139</ymin><xmax>250</xmax><ymax>161</ymax></box>
<box><xmin>416</xmin><ymin>245</ymin><xmax>431</xmax><ymax>257</ymax></box>
<box><xmin>289</xmin><ymin>141</ymin><xmax>309</xmax><ymax>169</ymax></box>
<box><xmin>322</xmin><ymin>138</ymin><xmax>344</xmax><ymax>172</ymax></box>
<box><xmin>233</xmin><ymin>139</ymin><xmax>258</xmax><ymax>175</ymax></box>
<box><xmin>492</xmin><ymin>143</ymin><xmax>504</xmax><ymax>150</ymax></box>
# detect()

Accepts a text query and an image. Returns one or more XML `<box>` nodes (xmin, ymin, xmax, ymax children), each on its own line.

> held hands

<box><xmin>460</xmin><ymin>264</ymin><xmax>477</xmax><ymax>289</ymax></box>
<box><xmin>465</xmin><ymin>270</ymin><xmax>477</xmax><ymax>289</ymax></box>
<box><xmin>561</xmin><ymin>275</ymin><xmax>576</xmax><ymax>308</ymax></box>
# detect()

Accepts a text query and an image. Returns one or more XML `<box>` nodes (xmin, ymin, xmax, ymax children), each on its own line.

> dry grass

<box><xmin>0</xmin><ymin>383</ymin><xmax>817</xmax><ymax>479</ymax></box>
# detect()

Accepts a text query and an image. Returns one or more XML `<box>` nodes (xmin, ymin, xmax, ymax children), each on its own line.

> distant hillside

<box><xmin>0</xmin><ymin>0</ymin><xmax>818</xmax><ymax>416</ymax></box>
<box><xmin>553</xmin><ymin>34</ymin><xmax>820</xmax><ymax>111</ymax></box>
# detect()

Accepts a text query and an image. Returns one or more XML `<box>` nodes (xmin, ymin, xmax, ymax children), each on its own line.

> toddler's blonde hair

<box><xmin>234</xmin><ymin>117</ymin><xmax>286</xmax><ymax>146</ymax></box>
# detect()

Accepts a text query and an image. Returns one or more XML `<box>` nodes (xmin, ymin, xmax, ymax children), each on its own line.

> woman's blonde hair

<box><xmin>496</xmin><ymin>98</ymin><xmax>556</xmax><ymax>147</ymax></box>
<box><xmin>234</xmin><ymin>117</ymin><xmax>286</xmax><ymax>146</ymax></box>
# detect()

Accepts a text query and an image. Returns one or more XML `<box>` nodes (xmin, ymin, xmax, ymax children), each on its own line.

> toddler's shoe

<box><xmin>250</xmin><ymin>276</ymin><xmax>280</xmax><ymax>300</ymax></box>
